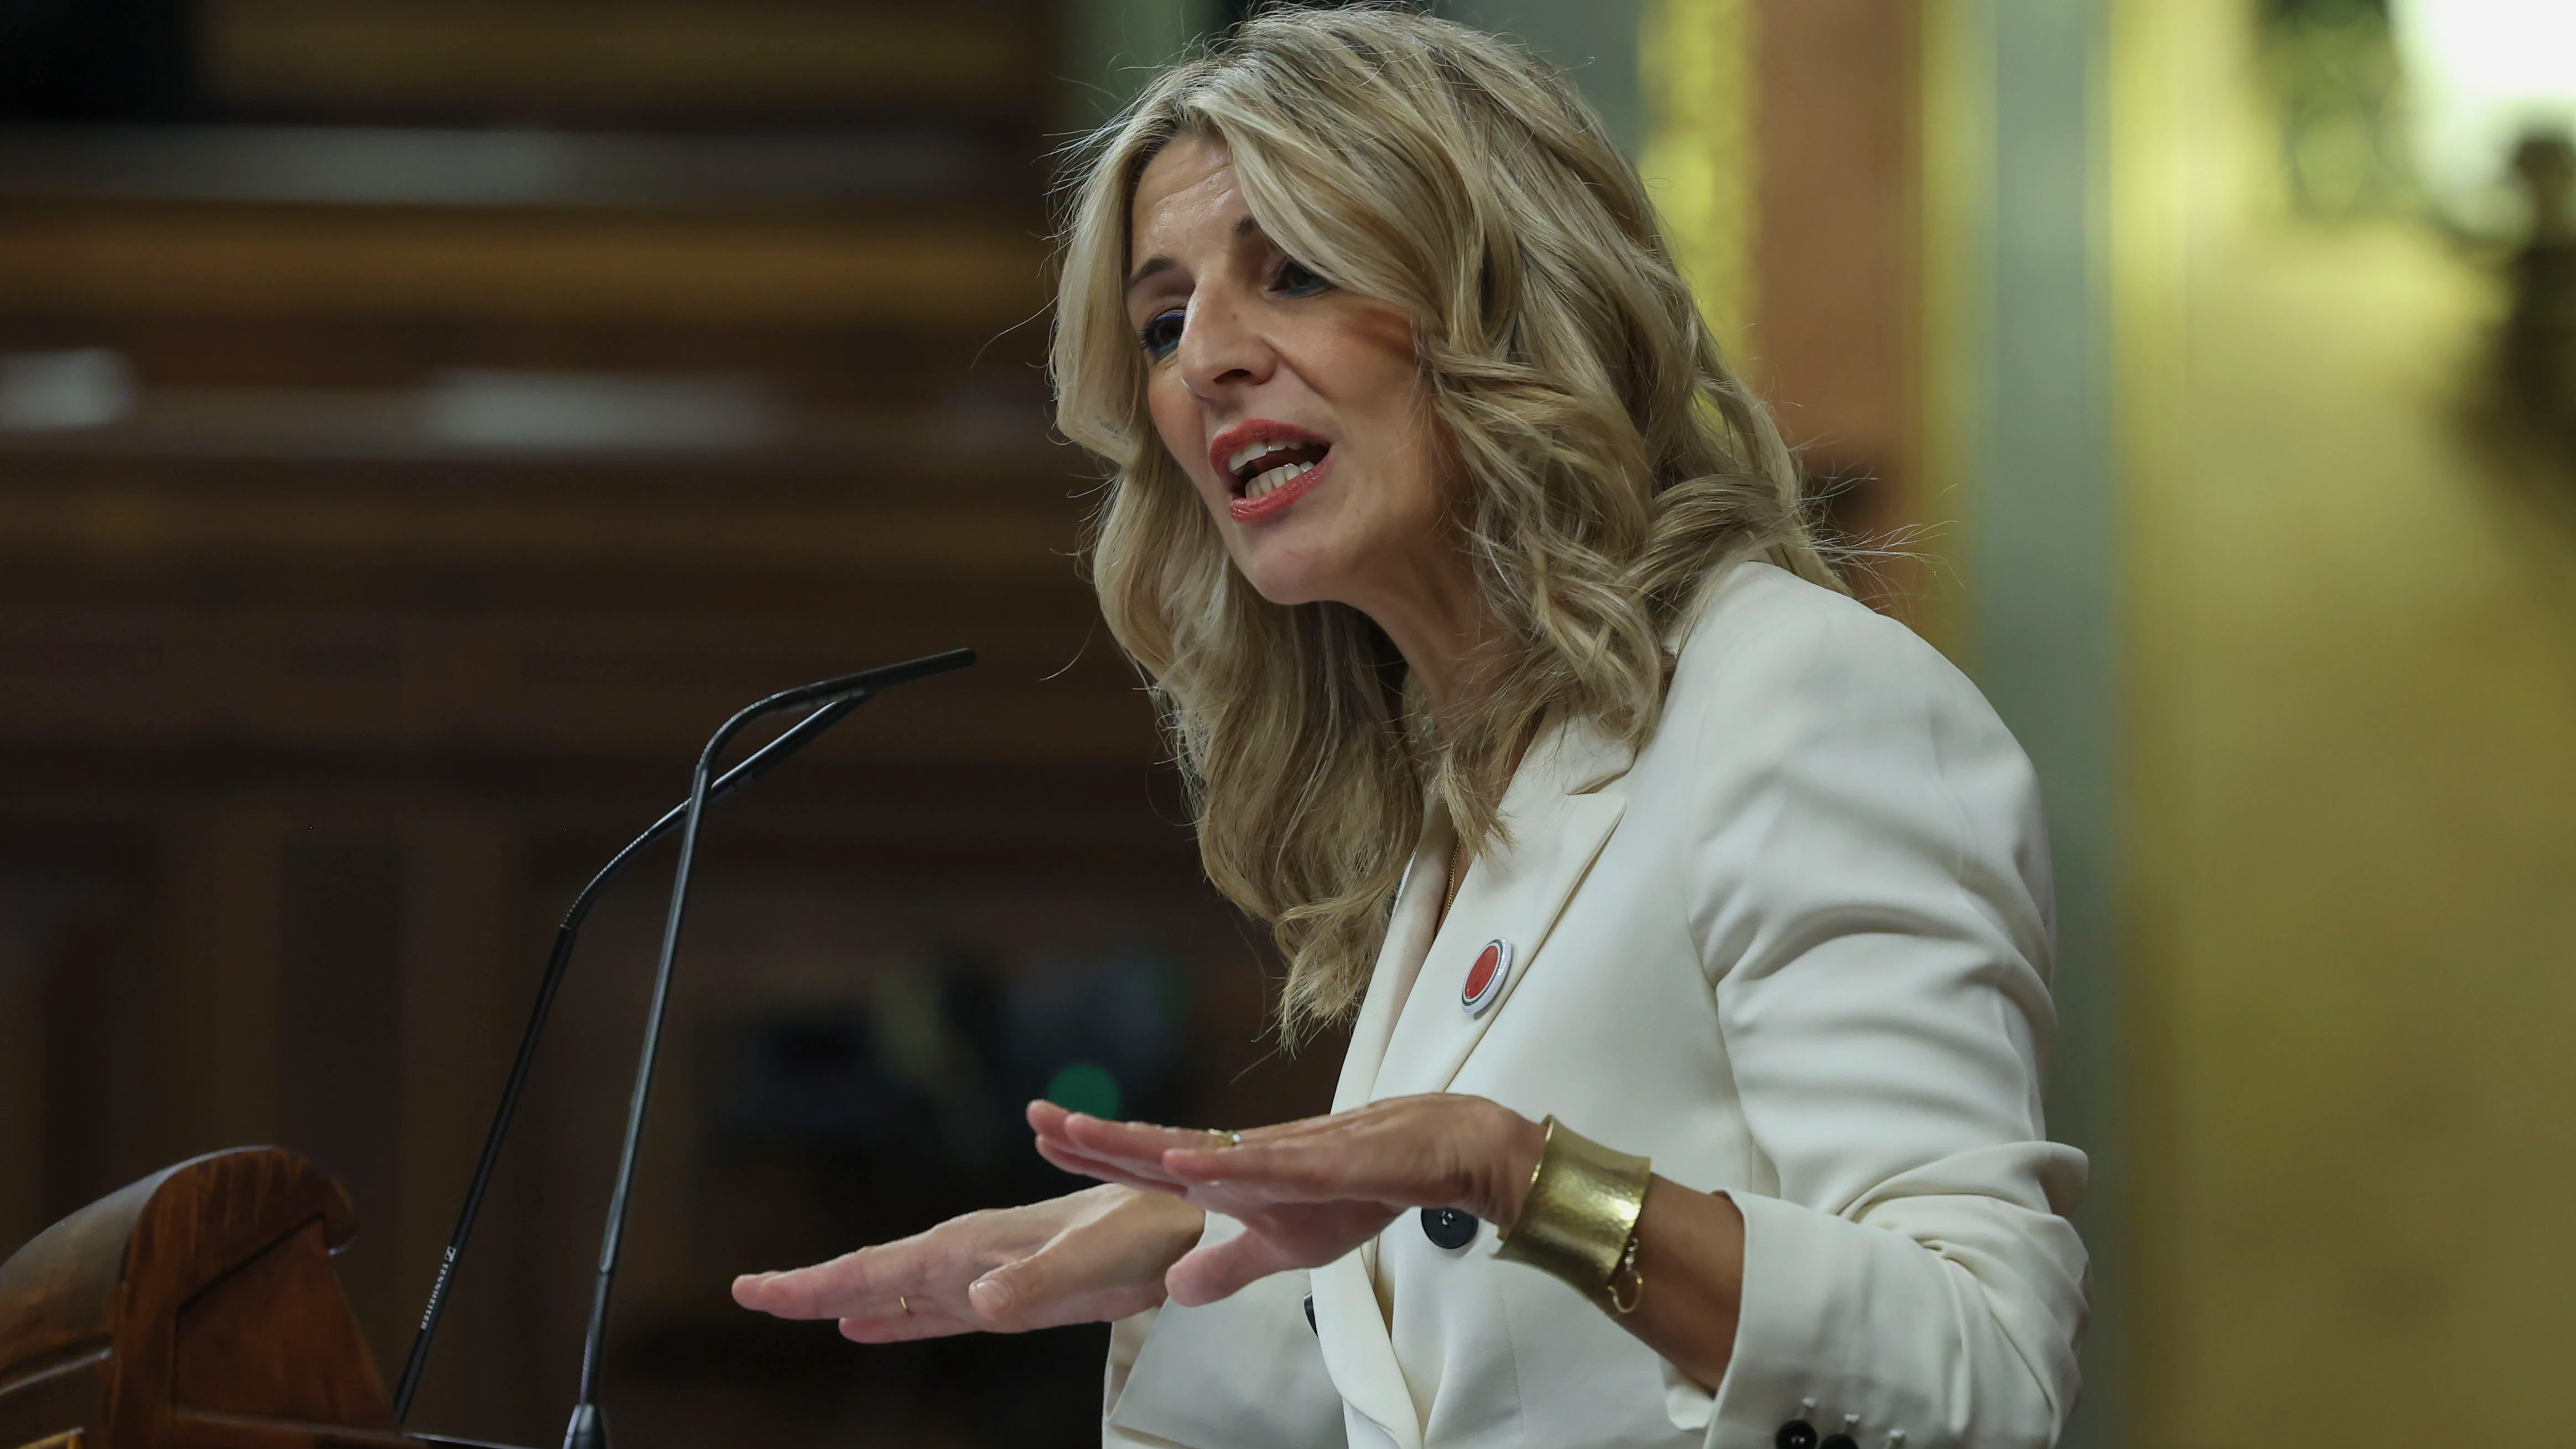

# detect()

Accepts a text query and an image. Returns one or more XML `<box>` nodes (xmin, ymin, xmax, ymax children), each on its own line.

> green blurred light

<box><xmin>1045</xmin><ymin>1061</ymin><xmax>1122</xmax><ymax>1119</ymax></box>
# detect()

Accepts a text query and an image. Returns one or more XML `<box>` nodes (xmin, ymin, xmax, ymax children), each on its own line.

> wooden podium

<box><xmin>0</xmin><ymin>1149</ymin><xmax>519</xmax><ymax>1449</ymax></box>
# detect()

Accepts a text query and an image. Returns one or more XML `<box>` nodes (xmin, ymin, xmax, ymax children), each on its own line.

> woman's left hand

<box><xmin>1028</xmin><ymin>1094</ymin><xmax>1545</xmax><ymax>1307</ymax></box>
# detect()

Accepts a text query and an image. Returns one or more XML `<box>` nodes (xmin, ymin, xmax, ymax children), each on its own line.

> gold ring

<box><xmin>899</xmin><ymin>1295</ymin><xmax>912</xmax><ymax>1315</ymax></box>
<box><xmin>1206</xmin><ymin>1128</ymin><xmax>1242</xmax><ymax>1147</ymax></box>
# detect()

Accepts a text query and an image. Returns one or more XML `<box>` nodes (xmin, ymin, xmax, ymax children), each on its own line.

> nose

<box><xmin>1176</xmin><ymin>289</ymin><xmax>1275</xmax><ymax>402</ymax></box>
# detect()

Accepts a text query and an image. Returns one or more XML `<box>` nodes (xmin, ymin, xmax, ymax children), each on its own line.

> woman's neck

<box><xmin>1347</xmin><ymin>547</ymin><xmax>1494</xmax><ymax>736</ymax></box>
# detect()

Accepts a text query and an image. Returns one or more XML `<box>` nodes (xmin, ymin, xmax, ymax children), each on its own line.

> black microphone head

<box><xmin>765</xmin><ymin>647</ymin><xmax>975</xmax><ymax>713</ymax></box>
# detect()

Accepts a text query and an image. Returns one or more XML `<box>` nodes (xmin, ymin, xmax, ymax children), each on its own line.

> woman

<box><xmin>736</xmin><ymin>9</ymin><xmax>2087</xmax><ymax>1448</ymax></box>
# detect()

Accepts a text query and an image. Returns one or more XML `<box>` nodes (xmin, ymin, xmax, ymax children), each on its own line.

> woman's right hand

<box><xmin>730</xmin><ymin>1182</ymin><xmax>1204</xmax><ymax>1342</ymax></box>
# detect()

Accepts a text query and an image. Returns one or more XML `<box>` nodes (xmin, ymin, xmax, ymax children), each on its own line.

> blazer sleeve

<box><xmin>1102</xmin><ymin>1212</ymin><xmax>1347</xmax><ymax>1449</ymax></box>
<box><xmin>1673</xmin><ymin>598</ymin><xmax>2090</xmax><ymax>1449</ymax></box>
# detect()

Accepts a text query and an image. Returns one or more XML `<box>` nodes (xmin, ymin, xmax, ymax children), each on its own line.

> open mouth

<box><xmin>1227</xmin><ymin>438</ymin><xmax>1329</xmax><ymax>501</ymax></box>
<box><xmin>1211</xmin><ymin>422</ymin><xmax>1333</xmax><ymax>522</ymax></box>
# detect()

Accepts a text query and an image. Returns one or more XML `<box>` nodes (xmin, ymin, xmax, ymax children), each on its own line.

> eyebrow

<box><xmin>1124</xmin><ymin>257</ymin><xmax>1176</xmax><ymax>295</ymax></box>
<box><xmin>1123</xmin><ymin>215</ymin><xmax>1271</xmax><ymax>295</ymax></box>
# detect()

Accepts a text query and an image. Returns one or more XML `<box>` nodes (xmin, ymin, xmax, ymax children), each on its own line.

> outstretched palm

<box><xmin>732</xmin><ymin>1181</ymin><xmax>1198</xmax><ymax>1340</ymax></box>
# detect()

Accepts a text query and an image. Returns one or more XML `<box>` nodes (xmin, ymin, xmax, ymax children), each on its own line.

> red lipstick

<box><xmin>1229</xmin><ymin>454</ymin><xmax>1329</xmax><ymax>521</ymax></box>
<box><xmin>1208</xmin><ymin>419</ymin><xmax>1333</xmax><ymax>524</ymax></box>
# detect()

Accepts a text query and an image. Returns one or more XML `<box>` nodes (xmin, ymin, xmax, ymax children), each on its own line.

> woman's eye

<box><xmin>1139</xmin><ymin>309</ymin><xmax>1185</xmax><ymax>359</ymax></box>
<box><xmin>1272</xmin><ymin>258</ymin><xmax>1331</xmax><ymax>297</ymax></box>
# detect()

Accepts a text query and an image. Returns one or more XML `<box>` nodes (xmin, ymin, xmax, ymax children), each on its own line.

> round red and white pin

<box><xmin>1461</xmin><ymin>937</ymin><xmax>1513</xmax><ymax>1017</ymax></box>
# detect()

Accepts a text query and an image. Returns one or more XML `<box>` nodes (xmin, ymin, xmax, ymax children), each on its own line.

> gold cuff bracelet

<box><xmin>1493</xmin><ymin>1116</ymin><xmax>1651</xmax><ymax>1307</ymax></box>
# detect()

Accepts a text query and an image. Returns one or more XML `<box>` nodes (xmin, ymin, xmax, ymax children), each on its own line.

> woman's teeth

<box><xmin>1243</xmin><ymin>459</ymin><xmax>1316</xmax><ymax>499</ymax></box>
<box><xmin>1224</xmin><ymin>438</ymin><xmax>1327</xmax><ymax>491</ymax></box>
<box><xmin>1227</xmin><ymin>441</ymin><xmax>1291</xmax><ymax>476</ymax></box>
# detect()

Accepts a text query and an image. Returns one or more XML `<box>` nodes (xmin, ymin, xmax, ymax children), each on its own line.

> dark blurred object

<box><xmin>0</xmin><ymin>0</ymin><xmax>195</xmax><ymax>121</ymax></box>
<box><xmin>0</xmin><ymin>0</ymin><xmax>1044</xmax><ymax>131</ymax></box>
<box><xmin>715</xmin><ymin>948</ymin><xmax>1189</xmax><ymax>1208</ymax></box>
<box><xmin>2505</xmin><ymin>131</ymin><xmax>2576</xmax><ymax>479</ymax></box>
<box><xmin>669</xmin><ymin>948</ymin><xmax>1192</xmax><ymax>1449</ymax></box>
<box><xmin>0</xmin><ymin>126</ymin><xmax>1005</xmax><ymax>210</ymax></box>
<box><xmin>2257</xmin><ymin>0</ymin><xmax>2409</xmax><ymax>221</ymax></box>
<box><xmin>1003</xmin><ymin>948</ymin><xmax>1189</xmax><ymax>1124</ymax></box>
<box><xmin>197</xmin><ymin>0</ymin><xmax>1037</xmax><ymax>129</ymax></box>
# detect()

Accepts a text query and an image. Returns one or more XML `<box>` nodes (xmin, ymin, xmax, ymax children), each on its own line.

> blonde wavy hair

<box><xmin>1052</xmin><ymin>4</ymin><xmax>1840</xmax><ymax>1042</ymax></box>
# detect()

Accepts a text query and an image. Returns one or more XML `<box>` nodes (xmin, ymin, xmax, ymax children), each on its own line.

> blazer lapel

<box><xmin>1305</xmin><ymin>724</ymin><xmax>1629</xmax><ymax>1449</ymax></box>
<box><xmin>1309</xmin><ymin>1250</ymin><xmax>1422</xmax><ymax>1449</ymax></box>
<box><xmin>1370</xmin><ymin>719</ymin><xmax>1631</xmax><ymax>1101</ymax></box>
<box><xmin>1311</xmin><ymin>808</ymin><xmax>1446</xmax><ymax>1449</ymax></box>
<box><xmin>1332</xmin><ymin>809</ymin><xmax>1453</xmax><ymax>1112</ymax></box>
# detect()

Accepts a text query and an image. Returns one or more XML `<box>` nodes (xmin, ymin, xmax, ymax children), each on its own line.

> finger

<box><xmin>1029</xmin><ymin>1103</ymin><xmax>1180</xmax><ymax>1169</ymax></box>
<box><xmin>1043</xmin><ymin>1133</ymin><xmax>1186</xmax><ymax>1183</ymax></box>
<box><xmin>1059</xmin><ymin>1113</ymin><xmax>1233</xmax><ymax>1161</ymax></box>
<box><xmin>733</xmin><ymin>1249</ymin><xmax>903</xmax><ymax>1320</ymax></box>
<box><xmin>1035</xmin><ymin>1138</ymin><xmax>1181</xmax><ymax>1192</ymax></box>
<box><xmin>1160</xmin><ymin>1140</ymin><xmax>1324</xmax><ymax>1185</ymax></box>
<box><xmin>951</xmin><ymin>1183</ymin><xmax>1190</xmax><ymax>1333</ymax></box>
<box><xmin>1162</xmin><ymin>1136</ymin><xmax>1440</xmax><ymax>1207</ymax></box>
<box><xmin>1033</xmin><ymin>1131</ymin><xmax>1194</xmax><ymax>1191</ymax></box>
<box><xmin>1165</xmin><ymin>1229</ymin><xmax>1305</xmax><ymax>1308</ymax></box>
<box><xmin>1030</xmin><ymin>1100</ymin><xmax>1155</xmax><ymax>1155</ymax></box>
<box><xmin>1032</xmin><ymin>1133</ymin><xmax>1161</xmax><ymax>1181</ymax></box>
<box><xmin>962</xmin><ymin>1229</ymin><xmax>1108</xmax><ymax>1331</ymax></box>
<box><xmin>837</xmin><ymin>1307</ymin><xmax>983</xmax><ymax>1343</ymax></box>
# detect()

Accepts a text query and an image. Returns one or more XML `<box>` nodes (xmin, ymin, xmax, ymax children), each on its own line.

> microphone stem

<box><xmin>383</xmin><ymin>648</ymin><xmax>969</xmax><ymax>1434</ymax></box>
<box><xmin>572</xmin><ymin>734</ymin><xmax>718</xmax><ymax>1419</ymax></box>
<box><xmin>559</xmin><ymin>657</ymin><xmax>952</xmax><ymax>1442</ymax></box>
<box><xmin>393</xmin><ymin>692</ymin><xmax>869</xmax><ymax>1422</ymax></box>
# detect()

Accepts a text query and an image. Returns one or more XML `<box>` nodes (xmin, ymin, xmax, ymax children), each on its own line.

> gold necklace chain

<box><xmin>1441</xmin><ymin>835</ymin><xmax>1470</xmax><ymax>917</ymax></box>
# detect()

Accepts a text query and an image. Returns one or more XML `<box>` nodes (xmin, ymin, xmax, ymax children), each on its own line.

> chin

<box><xmin>1238</xmin><ymin>569</ymin><xmax>1333</xmax><ymax>609</ymax></box>
<box><xmin>1229</xmin><ymin>543</ymin><xmax>1347</xmax><ymax>609</ymax></box>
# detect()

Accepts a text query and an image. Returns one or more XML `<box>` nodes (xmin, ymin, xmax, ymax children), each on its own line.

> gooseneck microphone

<box><xmin>562</xmin><ymin>650</ymin><xmax>974</xmax><ymax>1449</ymax></box>
<box><xmin>387</xmin><ymin>648</ymin><xmax>974</xmax><ymax>1438</ymax></box>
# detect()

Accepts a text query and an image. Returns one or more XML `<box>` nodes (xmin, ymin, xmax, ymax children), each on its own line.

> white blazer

<box><xmin>1100</xmin><ymin>561</ymin><xmax>2088</xmax><ymax>1449</ymax></box>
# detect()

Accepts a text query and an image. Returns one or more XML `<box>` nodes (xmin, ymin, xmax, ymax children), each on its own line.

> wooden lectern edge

<box><xmin>0</xmin><ymin>1149</ymin><xmax>534</xmax><ymax>1449</ymax></box>
<box><xmin>0</xmin><ymin>1350</ymin><xmax>110</xmax><ymax>1419</ymax></box>
<box><xmin>170</xmin><ymin>1411</ymin><xmax>533</xmax><ymax>1449</ymax></box>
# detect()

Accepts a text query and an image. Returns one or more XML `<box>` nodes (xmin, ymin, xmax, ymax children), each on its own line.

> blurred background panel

<box><xmin>1928</xmin><ymin>0</ymin><xmax>2576</xmax><ymax>1443</ymax></box>
<box><xmin>201</xmin><ymin>0</ymin><xmax>1035</xmax><ymax>123</ymax></box>
<box><xmin>3</xmin><ymin>2</ymin><xmax>2571</xmax><ymax>1448</ymax></box>
<box><xmin>0</xmin><ymin>1</ymin><xmax>1342</xmax><ymax>1445</ymax></box>
<box><xmin>2107</xmin><ymin>1</ymin><xmax>2576</xmax><ymax>1445</ymax></box>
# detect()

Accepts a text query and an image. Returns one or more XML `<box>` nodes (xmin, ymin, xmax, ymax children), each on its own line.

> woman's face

<box><xmin>1125</xmin><ymin>136</ymin><xmax>1458</xmax><ymax>615</ymax></box>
